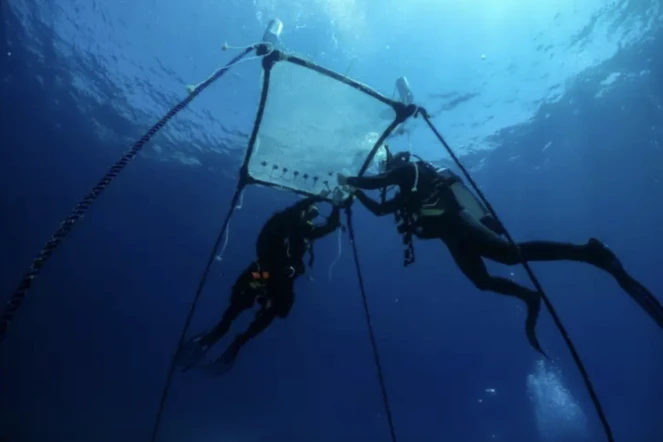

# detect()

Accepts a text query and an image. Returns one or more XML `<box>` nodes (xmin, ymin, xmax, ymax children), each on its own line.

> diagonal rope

<box><xmin>0</xmin><ymin>46</ymin><xmax>255</xmax><ymax>346</ymax></box>
<box><xmin>345</xmin><ymin>207</ymin><xmax>398</xmax><ymax>442</ymax></box>
<box><xmin>420</xmin><ymin>111</ymin><xmax>614</xmax><ymax>442</ymax></box>
<box><xmin>150</xmin><ymin>185</ymin><xmax>245</xmax><ymax>442</ymax></box>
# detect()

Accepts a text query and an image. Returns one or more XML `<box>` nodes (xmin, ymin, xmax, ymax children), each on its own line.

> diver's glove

<box><xmin>317</xmin><ymin>189</ymin><xmax>331</xmax><ymax>200</ymax></box>
<box><xmin>330</xmin><ymin>185</ymin><xmax>355</xmax><ymax>209</ymax></box>
<box><xmin>331</xmin><ymin>187</ymin><xmax>342</xmax><ymax>205</ymax></box>
<box><xmin>331</xmin><ymin>187</ymin><xmax>347</xmax><ymax>207</ymax></box>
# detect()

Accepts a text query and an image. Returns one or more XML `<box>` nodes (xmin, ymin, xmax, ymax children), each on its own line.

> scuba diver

<box><xmin>178</xmin><ymin>189</ymin><xmax>344</xmax><ymax>372</ymax></box>
<box><xmin>338</xmin><ymin>150</ymin><xmax>663</xmax><ymax>354</ymax></box>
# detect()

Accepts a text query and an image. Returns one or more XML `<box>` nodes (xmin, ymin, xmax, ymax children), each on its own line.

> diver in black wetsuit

<box><xmin>338</xmin><ymin>151</ymin><xmax>663</xmax><ymax>354</ymax></box>
<box><xmin>178</xmin><ymin>190</ymin><xmax>343</xmax><ymax>371</ymax></box>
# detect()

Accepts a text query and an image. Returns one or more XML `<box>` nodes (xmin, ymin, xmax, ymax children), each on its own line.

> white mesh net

<box><xmin>247</xmin><ymin>58</ymin><xmax>395</xmax><ymax>196</ymax></box>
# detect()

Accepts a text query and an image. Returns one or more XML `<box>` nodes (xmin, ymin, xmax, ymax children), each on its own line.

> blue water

<box><xmin>1</xmin><ymin>1</ymin><xmax>662</xmax><ymax>441</ymax></box>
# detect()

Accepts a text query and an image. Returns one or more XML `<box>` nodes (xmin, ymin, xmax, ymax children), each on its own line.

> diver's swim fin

<box><xmin>524</xmin><ymin>294</ymin><xmax>549</xmax><ymax>359</ymax></box>
<box><xmin>587</xmin><ymin>238</ymin><xmax>663</xmax><ymax>329</ymax></box>
<box><xmin>177</xmin><ymin>334</ymin><xmax>211</xmax><ymax>370</ymax></box>
<box><xmin>616</xmin><ymin>273</ymin><xmax>663</xmax><ymax>329</ymax></box>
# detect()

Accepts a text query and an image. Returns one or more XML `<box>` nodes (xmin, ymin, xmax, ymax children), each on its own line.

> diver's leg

<box><xmin>177</xmin><ymin>272</ymin><xmax>256</xmax><ymax>368</ymax></box>
<box><xmin>453</xmin><ymin>212</ymin><xmax>663</xmax><ymax>328</ymax></box>
<box><xmin>241</xmin><ymin>307</ymin><xmax>278</xmax><ymax>341</ymax></box>
<box><xmin>452</xmin><ymin>210</ymin><xmax>589</xmax><ymax>265</ymax></box>
<box><xmin>270</xmin><ymin>284</ymin><xmax>295</xmax><ymax>319</ymax></box>
<box><xmin>453</xmin><ymin>211</ymin><xmax>648</xmax><ymax>270</ymax></box>
<box><xmin>214</xmin><ymin>284</ymin><xmax>294</xmax><ymax>370</ymax></box>
<box><xmin>200</xmin><ymin>269</ymin><xmax>256</xmax><ymax>347</ymax></box>
<box><xmin>199</xmin><ymin>299</ymin><xmax>251</xmax><ymax>347</ymax></box>
<box><xmin>235</xmin><ymin>283</ymin><xmax>294</xmax><ymax>343</ymax></box>
<box><xmin>210</xmin><ymin>307</ymin><xmax>277</xmax><ymax>372</ymax></box>
<box><xmin>446</xmin><ymin>241</ymin><xmax>545</xmax><ymax>355</ymax></box>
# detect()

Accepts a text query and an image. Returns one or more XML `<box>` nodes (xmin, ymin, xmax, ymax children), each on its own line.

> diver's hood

<box><xmin>386</xmin><ymin>151</ymin><xmax>411</xmax><ymax>170</ymax></box>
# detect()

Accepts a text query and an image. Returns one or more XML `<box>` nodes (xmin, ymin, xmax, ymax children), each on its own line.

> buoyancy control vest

<box><xmin>391</xmin><ymin>160</ymin><xmax>505</xmax><ymax>266</ymax></box>
<box><xmin>256</xmin><ymin>217</ymin><xmax>316</xmax><ymax>281</ymax></box>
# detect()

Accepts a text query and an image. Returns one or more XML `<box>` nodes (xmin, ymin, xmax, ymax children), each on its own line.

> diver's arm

<box><xmin>354</xmin><ymin>190</ymin><xmax>405</xmax><ymax>216</ymax></box>
<box><xmin>309</xmin><ymin>205</ymin><xmax>340</xmax><ymax>240</ymax></box>
<box><xmin>346</xmin><ymin>163</ymin><xmax>412</xmax><ymax>190</ymax></box>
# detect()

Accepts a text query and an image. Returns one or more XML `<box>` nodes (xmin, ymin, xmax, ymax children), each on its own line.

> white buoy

<box><xmin>481</xmin><ymin>54</ymin><xmax>486</xmax><ymax>60</ymax></box>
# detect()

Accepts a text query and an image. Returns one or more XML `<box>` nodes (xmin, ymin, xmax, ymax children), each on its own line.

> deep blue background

<box><xmin>1</xmin><ymin>3</ymin><xmax>662</xmax><ymax>442</ymax></box>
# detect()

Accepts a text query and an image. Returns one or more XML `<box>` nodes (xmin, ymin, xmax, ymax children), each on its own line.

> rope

<box><xmin>186</xmin><ymin>44</ymin><xmax>270</xmax><ymax>94</ymax></box>
<box><xmin>345</xmin><ymin>207</ymin><xmax>398</xmax><ymax>442</ymax></box>
<box><xmin>328</xmin><ymin>227</ymin><xmax>343</xmax><ymax>282</ymax></box>
<box><xmin>150</xmin><ymin>185</ymin><xmax>245</xmax><ymax>442</ymax></box>
<box><xmin>420</xmin><ymin>111</ymin><xmax>614</xmax><ymax>442</ymax></box>
<box><xmin>0</xmin><ymin>46</ymin><xmax>255</xmax><ymax>346</ymax></box>
<box><xmin>217</xmin><ymin>188</ymin><xmax>246</xmax><ymax>261</ymax></box>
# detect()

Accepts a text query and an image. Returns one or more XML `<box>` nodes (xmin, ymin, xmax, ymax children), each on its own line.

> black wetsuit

<box><xmin>201</xmin><ymin>196</ymin><xmax>340</xmax><ymax>352</ymax></box>
<box><xmin>348</xmin><ymin>161</ymin><xmax>663</xmax><ymax>352</ymax></box>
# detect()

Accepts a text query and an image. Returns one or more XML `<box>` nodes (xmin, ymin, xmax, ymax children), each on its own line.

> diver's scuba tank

<box><xmin>408</xmin><ymin>157</ymin><xmax>504</xmax><ymax>235</ymax></box>
<box><xmin>435</xmin><ymin>167</ymin><xmax>505</xmax><ymax>235</ymax></box>
<box><xmin>437</xmin><ymin>168</ymin><xmax>487</xmax><ymax>218</ymax></box>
